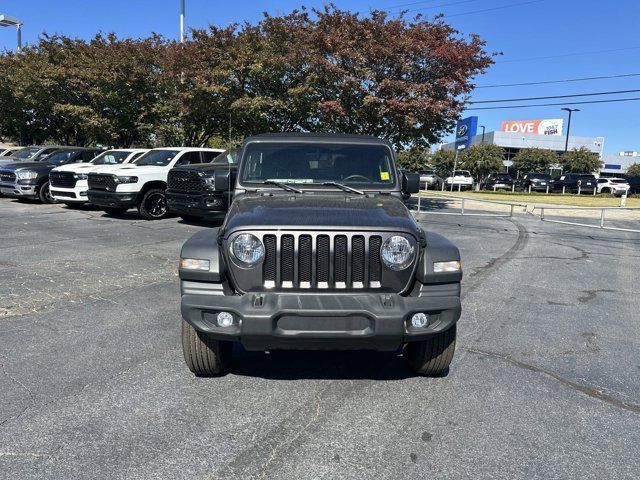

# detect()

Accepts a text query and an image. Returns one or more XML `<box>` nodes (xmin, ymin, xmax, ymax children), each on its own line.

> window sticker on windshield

<box><xmin>380</xmin><ymin>172</ymin><xmax>390</xmax><ymax>180</ymax></box>
<box><xmin>267</xmin><ymin>178</ymin><xmax>313</xmax><ymax>184</ymax></box>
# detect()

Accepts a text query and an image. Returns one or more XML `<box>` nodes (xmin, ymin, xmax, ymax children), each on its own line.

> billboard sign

<box><xmin>455</xmin><ymin>116</ymin><xmax>478</xmax><ymax>148</ymax></box>
<box><xmin>501</xmin><ymin>118</ymin><xmax>563</xmax><ymax>136</ymax></box>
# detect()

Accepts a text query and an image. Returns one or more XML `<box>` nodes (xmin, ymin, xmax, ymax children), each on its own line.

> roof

<box><xmin>244</xmin><ymin>132</ymin><xmax>391</xmax><ymax>145</ymax></box>
<box><xmin>147</xmin><ymin>147</ymin><xmax>225</xmax><ymax>152</ymax></box>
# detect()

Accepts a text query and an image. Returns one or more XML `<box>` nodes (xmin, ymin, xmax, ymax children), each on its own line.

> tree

<box><xmin>396</xmin><ymin>147</ymin><xmax>429</xmax><ymax>171</ymax></box>
<box><xmin>460</xmin><ymin>143</ymin><xmax>505</xmax><ymax>187</ymax></box>
<box><xmin>561</xmin><ymin>147</ymin><xmax>602</xmax><ymax>173</ymax></box>
<box><xmin>626</xmin><ymin>163</ymin><xmax>640</xmax><ymax>177</ymax></box>
<box><xmin>430</xmin><ymin>149</ymin><xmax>456</xmax><ymax>178</ymax></box>
<box><xmin>512</xmin><ymin>147</ymin><xmax>558</xmax><ymax>173</ymax></box>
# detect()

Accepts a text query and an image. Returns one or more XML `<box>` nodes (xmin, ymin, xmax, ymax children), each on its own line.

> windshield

<box><xmin>577</xmin><ymin>174</ymin><xmax>596</xmax><ymax>179</ymax></box>
<box><xmin>454</xmin><ymin>170</ymin><xmax>470</xmax><ymax>176</ymax></box>
<box><xmin>12</xmin><ymin>147</ymin><xmax>41</xmax><ymax>159</ymax></box>
<box><xmin>240</xmin><ymin>143</ymin><xmax>396</xmax><ymax>188</ymax></box>
<box><xmin>529</xmin><ymin>173</ymin><xmax>550</xmax><ymax>179</ymax></box>
<box><xmin>135</xmin><ymin>149</ymin><xmax>180</xmax><ymax>167</ymax></box>
<box><xmin>46</xmin><ymin>150</ymin><xmax>77</xmax><ymax>165</ymax></box>
<box><xmin>212</xmin><ymin>149</ymin><xmax>240</xmax><ymax>165</ymax></box>
<box><xmin>495</xmin><ymin>174</ymin><xmax>511</xmax><ymax>180</ymax></box>
<box><xmin>92</xmin><ymin>150</ymin><xmax>131</xmax><ymax>165</ymax></box>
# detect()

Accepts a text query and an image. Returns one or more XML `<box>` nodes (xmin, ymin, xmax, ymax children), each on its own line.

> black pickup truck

<box><xmin>166</xmin><ymin>149</ymin><xmax>239</xmax><ymax>221</ymax></box>
<box><xmin>178</xmin><ymin>134</ymin><xmax>462</xmax><ymax>376</ymax></box>
<box><xmin>550</xmin><ymin>173</ymin><xmax>597</xmax><ymax>193</ymax></box>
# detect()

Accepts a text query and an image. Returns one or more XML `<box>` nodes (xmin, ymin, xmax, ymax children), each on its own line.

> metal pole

<box><xmin>564</xmin><ymin>109</ymin><xmax>572</xmax><ymax>153</ymax></box>
<box><xmin>417</xmin><ymin>194</ymin><xmax>421</xmax><ymax>213</ymax></box>
<box><xmin>600</xmin><ymin>209</ymin><xmax>605</xmax><ymax>228</ymax></box>
<box><xmin>480</xmin><ymin>125</ymin><xmax>486</xmax><ymax>144</ymax></box>
<box><xmin>16</xmin><ymin>23</ymin><xmax>22</xmax><ymax>52</ymax></box>
<box><xmin>461</xmin><ymin>198</ymin><xmax>465</xmax><ymax>215</ymax></box>
<box><xmin>180</xmin><ymin>0</ymin><xmax>186</xmax><ymax>43</ymax></box>
<box><xmin>450</xmin><ymin>149</ymin><xmax>459</xmax><ymax>192</ymax></box>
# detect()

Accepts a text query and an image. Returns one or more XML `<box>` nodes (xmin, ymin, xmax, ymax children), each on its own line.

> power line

<box><xmin>466</xmin><ymin>97</ymin><xmax>640</xmax><ymax>110</ymax></box>
<box><xmin>496</xmin><ymin>46</ymin><xmax>640</xmax><ymax>64</ymax></box>
<box><xmin>443</xmin><ymin>0</ymin><xmax>545</xmax><ymax>18</ymax></box>
<box><xmin>383</xmin><ymin>0</ymin><xmax>479</xmax><ymax>15</ymax></box>
<box><xmin>382</xmin><ymin>0</ymin><xmax>545</xmax><ymax>17</ymax></box>
<box><xmin>470</xmin><ymin>89</ymin><xmax>640</xmax><ymax>104</ymax></box>
<box><xmin>475</xmin><ymin>73</ymin><xmax>640</xmax><ymax>89</ymax></box>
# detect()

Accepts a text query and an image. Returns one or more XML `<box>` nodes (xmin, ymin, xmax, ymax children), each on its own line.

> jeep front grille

<box><xmin>88</xmin><ymin>173</ymin><xmax>116</xmax><ymax>191</ymax></box>
<box><xmin>168</xmin><ymin>170</ymin><xmax>204</xmax><ymax>192</ymax></box>
<box><xmin>50</xmin><ymin>171</ymin><xmax>76</xmax><ymax>188</ymax></box>
<box><xmin>261</xmin><ymin>233</ymin><xmax>382</xmax><ymax>289</ymax></box>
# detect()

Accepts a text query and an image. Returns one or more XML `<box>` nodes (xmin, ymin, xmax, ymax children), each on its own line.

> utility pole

<box><xmin>561</xmin><ymin>108</ymin><xmax>580</xmax><ymax>153</ymax></box>
<box><xmin>179</xmin><ymin>0</ymin><xmax>186</xmax><ymax>43</ymax></box>
<box><xmin>450</xmin><ymin>144</ymin><xmax>465</xmax><ymax>192</ymax></box>
<box><xmin>0</xmin><ymin>14</ymin><xmax>23</xmax><ymax>52</ymax></box>
<box><xmin>480</xmin><ymin>125</ymin><xmax>486</xmax><ymax>144</ymax></box>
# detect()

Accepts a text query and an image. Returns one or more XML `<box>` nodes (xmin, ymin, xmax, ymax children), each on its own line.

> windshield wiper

<box><xmin>260</xmin><ymin>180</ymin><xmax>304</xmax><ymax>194</ymax></box>
<box><xmin>322</xmin><ymin>181</ymin><xmax>365</xmax><ymax>195</ymax></box>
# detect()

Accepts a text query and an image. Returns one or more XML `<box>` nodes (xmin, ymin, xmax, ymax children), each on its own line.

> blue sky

<box><xmin>1</xmin><ymin>0</ymin><xmax>639</xmax><ymax>153</ymax></box>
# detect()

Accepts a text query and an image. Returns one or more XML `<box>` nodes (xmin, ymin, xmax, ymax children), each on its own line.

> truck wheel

<box><xmin>181</xmin><ymin>318</ymin><xmax>232</xmax><ymax>376</ymax></box>
<box><xmin>138</xmin><ymin>188</ymin><xmax>167</xmax><ymax>220</ymax></box>
<box><xmin>404</xmin><ymin>324</ymin><xmax>456</xmax><ymax>376</ymax></box>
<box><xmin>103</xmin><ymin>207</ymin><xmax>128</xmax><ymax>216</ymax></box>
<box><xmin>38</xmin><ymin>181</ymin><xmax>56</xmax><ymax>204</ymax></box>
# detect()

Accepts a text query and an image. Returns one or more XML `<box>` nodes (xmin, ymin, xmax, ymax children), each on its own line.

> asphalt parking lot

<box><xmin>1</xmin><ymin>197</ymin><xmax>639</xmax><ymax>479</ymax></box>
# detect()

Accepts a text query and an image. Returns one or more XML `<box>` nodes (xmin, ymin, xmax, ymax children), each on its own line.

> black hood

<box><xmin>174</xmin><ymin>163</ymin><xmax>237</xmax><ymax>174</ymax></box>
<box><xmin>223</xmin><ymin>193</ymin><xmax>419</xmax><ymax>237</ymax></box>
<box><xmin>0</xmin><ymin>162</ymin><xmax>53</xmax><ymax>172</ymax></box>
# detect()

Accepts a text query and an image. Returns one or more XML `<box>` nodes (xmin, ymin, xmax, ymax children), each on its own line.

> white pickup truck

<box><xmin>50</xmin><ymin>149</ymin><xmax>148</xmax><ymax>205</ymax></box>
<box><xmin>86</xmin><ymin>147</ymin><xmax>223</xmax><ymax>220</ymax></box>
<box><xmin>444</xmin><ymin>170</ymin><xmax>474</xmax><ymax>191</ymax></box>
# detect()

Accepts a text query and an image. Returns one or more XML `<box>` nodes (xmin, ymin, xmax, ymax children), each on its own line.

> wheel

<box><xmin>38</xmin><ymin>181</ymin><xmax>56</xmax><ymax>204</ymax></box>
<box><xmin>103</xmin><ymin>207</ymin><xmax>128</xmax><ymax>216</ymax></box>
<box><xmin>138</xmin><ymin>188</ymin><xmax>168</xmax><ymax>220</ymax></box>
<box><xmin>404</xmin><ymin>324</ymin><xmax>456</xmax><ymax>376</ymax></box>
<box><xmin>180</xmin><ymin>214</ymin><xmax>203</xmax><ymax>222</ymax></box>
<box><xmin>181</xmin><ymin>318</ymin><xmax>232</xmax><ymax>376</ymax></box>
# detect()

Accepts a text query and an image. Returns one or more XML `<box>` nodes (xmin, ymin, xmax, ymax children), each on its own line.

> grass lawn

<box><xmin>419</xmin><ymin>190</ymin><xmax>640</xmax><ymax>207</ymax></box>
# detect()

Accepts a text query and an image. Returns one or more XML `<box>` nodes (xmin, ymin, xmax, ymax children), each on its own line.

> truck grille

<box><xmin>0</xmin><ymin>172</ymin><xmax>16</xmax><ymax>183</ymax></box>
<box><xmin>261</xmin><ymin>233</ymin><xmax>383</xmax><ymax>289</ymax></box>
<box><xmin>168</xmin><ymin>170</ymin><xmax>204</xmax><ymax>192</ymax></box>
<box><xmin>50</xmin><ymin>171</ymin><xmax>77</xmax><ymax>188</ymax></box>
<box><xmin>88</xmin><ymin>173</ymin><xmax>116</xmax><ymax>191</ymax></box>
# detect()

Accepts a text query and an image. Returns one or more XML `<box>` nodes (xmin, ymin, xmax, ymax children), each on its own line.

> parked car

<box><xmin>480</xmin><ymin>172</ymin><xmax>513</xmax><ymax>191</ymax></box>
<box><xmin>166</xmin><ymin>148</ymin><xmax>239</xmax><ymax>221</ymax></box>
<box><xmin>0</xmin><ymin>147</ymin><xmax>102</xmax><ymax>203</ymax></box>
<box><xmin>596</xmin><ymin>177</ymin><xmax>630</xmax><ymax>196</ymax></box>
<box><xmin>444</xmin><ymin>170</ymin><xmax>474</xmax><ymax>190</ymax></box>
<box><xmin>418</xmin><ymin>168</ymin><xmax>442</xmax><ymax>189</ymax></box>
<box><xmin>517</xmin><ymin>172</ymin><xmax>552</xmax><ymax>192</ymax></box>
<box><xmin>87</xmin><ymin>147</ymin><xmax>224</xmax><ymax>220</ymax></box>
<box><xmin>626</xmin><ymin>176</ymin><xmax>640</xmax><ymax>195</ymax></box>
<box><xmin>0</xmin><ymin>145</ymin><xmax>65</xmax><ymax>167</ymax></box>
<box><xmin>50</xmin><ymin>149</ymin><xmax>148</xmax><ymax>205</ymax></box>
<box><xmin>550</xmin><ymin>173</ymin><xmax>597</xmax><ymax>193</ymax></box>
<box><xmin>0</xmin><ymin>146</ymin><xmax>23</xmax><ymax>157</ymax></box>
<box><xmin>178</xmin><ymin>133</ymin><xmax>461</xmax><ymax>376</ymax></box>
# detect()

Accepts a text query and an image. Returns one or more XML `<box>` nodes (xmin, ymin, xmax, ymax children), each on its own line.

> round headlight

<box><xmin>231</xmin><ymin>233</ymin><xmax>264</xmax><ymax>266</ymax></box>
<box><xmin>381</xmin><ymin>235</ymin><xmax>414</xmax><ymax>270</ymax></box>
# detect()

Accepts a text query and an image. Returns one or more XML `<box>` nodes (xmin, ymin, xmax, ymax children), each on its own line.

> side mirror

<box><xmin>402</xmin><ymin>171</ymin><xmax>420</xmax><ymax>194</ymax></box>
<box><xmin>213</xmin><ymin>168</ymin><xmax>237</xmax><ymax>191</ymax></box>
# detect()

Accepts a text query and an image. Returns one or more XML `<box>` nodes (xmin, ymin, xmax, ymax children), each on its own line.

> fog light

<box><xmin>411</xmin><ymin>313</ymin><xmax>429</xmax><ymax>328</ymax></box>
<box><xmin>217</xmin><ymin>311</ymin><xmax>234</xmax><ymax>327</ymax></box>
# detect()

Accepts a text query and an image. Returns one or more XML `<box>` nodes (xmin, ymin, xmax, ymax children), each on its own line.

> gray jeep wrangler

<box><xmin>179</xmin><ymin>133</ymin><xmax>462</xmax><ymax>376</ymax></box>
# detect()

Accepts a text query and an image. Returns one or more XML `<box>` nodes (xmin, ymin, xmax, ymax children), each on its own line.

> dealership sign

<box><xmin>455</xmin><ymin>116</ymin><xmax>478</xmax><ymax>148</ymax></box>
<box><xmin>501</xmin><ymin>119</ymin><xmax>563</xmax><ymax>136</ymax></box>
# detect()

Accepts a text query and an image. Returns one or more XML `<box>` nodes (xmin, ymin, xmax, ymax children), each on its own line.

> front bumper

<box><xmin>87</xmin><ymin>190</ymin><xmax>139</xmax><ymax>208</ymax></box>
<box><xmin>166</xmin><ymin>190</ymin><xmax>229</xmax><ymax>217</ymax></box>
<box><xmin>0</xmin><ymin>182</ymin><xmax>37</xmax><ymax>197</ymax></box>
<box><xmin>50</xmin><ymin>186</ymin><xmax>88</xmax><ymax>202</ymax></box>
<box><xmin>181</xmin><ymin>282</ymin><xmax>461</xmax><ymax>351</ymax></box>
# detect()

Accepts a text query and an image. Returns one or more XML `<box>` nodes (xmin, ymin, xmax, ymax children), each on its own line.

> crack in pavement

<box><xmin>0</xmin><ymin>359</ymin><xmax>36</xmax><ymax>427</ymax></box>
<box><xmin>461</xmin><ymin>346</ymin><xmax>640</xmax><ymax>415</ymax></box>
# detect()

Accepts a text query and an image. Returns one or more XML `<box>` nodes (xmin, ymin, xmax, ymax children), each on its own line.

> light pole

<box><xmin>0</xmin><ymin>14</ymin><xmax>23</xmax><ymax>52</ymax></box>
<box><xmin>179</xmin><ymin>0</ymin><xmax>186</xmax><ymax>43</ymax></box>
<box><xmin>450</xmin><ymin>144</ymin><xmax>465</xmax><ymax>192</ymax></box>
<box><xmin>561</xmin><ymin>108</ymin><xmax>580</xmax><ymax>153</ymax></box>
<box><xmin>480</xmin><ymin>125</ymin><xmax>486</xmax><ymax>144</ymax></box>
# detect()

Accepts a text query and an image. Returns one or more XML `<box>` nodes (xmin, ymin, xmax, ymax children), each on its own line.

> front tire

<box><xmin>138</xmin><ymin>188</ymin><xmax>168</xmax><ymax>220</ymax></box>
<box><xmin>404</xmin><ymin>324</ymin><xmax>456</xmax><ymax>376</ymax></box>
<box><xmin>181</xmin><ymin>318</ymin><xmax>232</xmax><ymax>376</ymax></box>
<box><xmin>38</xmin><ymin>181</ymin><xmax>56</xmax><ymax>204</ymax></box>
